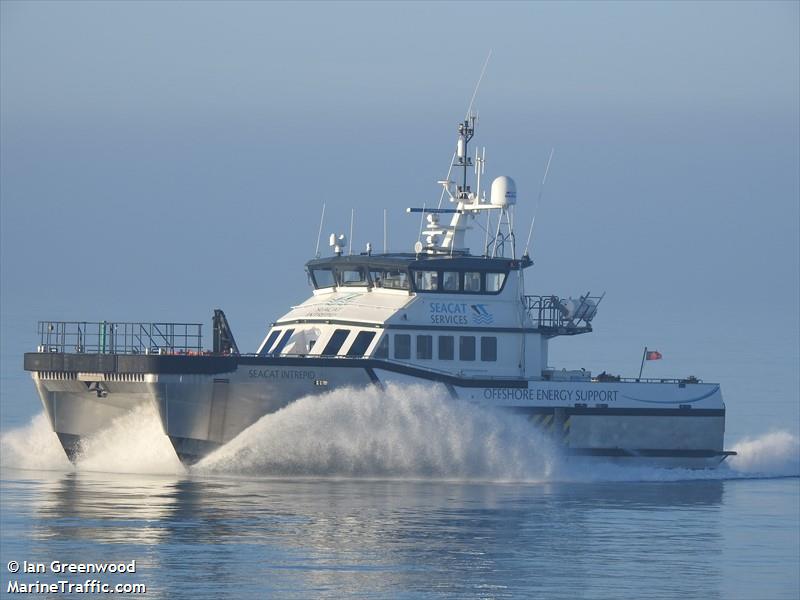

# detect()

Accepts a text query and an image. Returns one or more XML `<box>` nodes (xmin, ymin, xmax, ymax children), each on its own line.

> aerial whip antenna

<box><xmin>349</xmin><ymin>208</ymin><xmax>354</xmax><ymax>255</ymax></box>
<box><xmin>466</xmin><ymin>49</ymin><xmax>492</xmax><ymax>118</ymax></box>
<box><xmin>523</xmin><ymin>147</ymin><xmax>555</xmax><ymax>257</ymax></box>
<box><xmin>314</xmin><ymin>203</ymin><xmax>326</xmax><ymax>258</ymax></box>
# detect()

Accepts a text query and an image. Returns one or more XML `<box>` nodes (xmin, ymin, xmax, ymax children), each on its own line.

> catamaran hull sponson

<box><xmin>24</xmin><ymin>353</ymin><xmax>730</xmax><ymax>467</ymax></box>
<box><xmin>30</xmin><ymin>372</ymin><xmax>152</xmax><ymax>461</ymax></box>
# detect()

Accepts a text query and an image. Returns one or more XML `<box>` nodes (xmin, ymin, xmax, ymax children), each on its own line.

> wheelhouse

<box><xmin>305</xmin><ymin>254</ymin><xmax>530</xmax><ymax>295</ymax></box>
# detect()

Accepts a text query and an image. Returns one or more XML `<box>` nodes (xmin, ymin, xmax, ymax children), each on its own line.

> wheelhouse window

<box><xmin>373</xmin><ymin>335</ymin><xmax>389</xmax><ymax>358</ymax></box>
<box><xmin>370</xmin><ymin>269</ymin><xmax>409</xmax><ymax>290</ymax></box>
<box><xmin>271</xmin><ymin>329</ymin><xmax>295</xmax><ymax>355</ymax></box>
<box><xmin>347</xmin><ymin>331</ymin><xmax>376</xmax><ymax>357</ymax></box>
<box><xmin>321</xmin><ymin>329</ymin><xmax>350</xmax><ymax>356</ymax></box>
<box><xmin>413</xmin><ymin>270</ymin><xmax>438</xmax><ymax>291</ymax></box>
<box><xmin>394</xmin><ymin>334</ymin><xmax>411</xmax><ymax>359</ymax></box>
<box><xmin>310</xmin><ymin>268</ymin><xmax>335</xmax><ymax>289</ymax></box>
<box><xmin>481</xmin><ymin>336</ymin><xmax>497</xmax><ymax>361</ymax></box>
<box><xmin>339</xmin><ymin>267</ymin><xmax>367</xmax><ymax>286</ymax></box>
<box><xmin>464</xmin><ymin>272</ymin><xmax>482</xmax><ymax>292</ymax></box>
<box><xmin>258</xmin><ymin>330</ymin><xmax>281</xmax><ymax>356</ymax></box>
<box><xmin>442</xmin><ymin>271</ymin><xmax>460</xmax><ymax>291</ymax></box>
<box><xmin>459</xmin><ymin>336</ymin><xmax>476</xmax><ymax>361</ymax></box>
<box><xmin>416</xmin><ymin>335</ymin><xmax>433</xmax><ymax>360</ymax></box>
<box><xmin>438</xmin><ymin>335</ymin><xmax>454</xmax><ymax>360</ymax></box>
<box><xmin>486</xmin><ymin>272</ymin><xmax>506</xmax><ymax>293</ymax></box>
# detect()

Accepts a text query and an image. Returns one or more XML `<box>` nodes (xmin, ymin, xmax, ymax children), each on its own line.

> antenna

<box><xmin>349</xmin><ymin>208</ymin><xmax>354</xmax><ymax>255</ymax></box>
<box><xmin>383</xmin><ymin>208</ymin><xmax>388</xmax><ymax>253</ymax></box>
<box><xmin>523</xmin><ymin>147</ymin><xmax>555</xmax><ymax>257</ymax></box>
<box><xmin>466</xmin><ymin>49</ymin><xmax>492</xmax><ymax>119</ymax></box>
<box><xmin>417</xmin><ymin>202</ymin><xmax>426</xmax><ymax>243</ymax></box>
<box><xmin>436</xmin><ymin>153</ymin><xmax>457</xmax><ymax>210</ymax></box>
<box><xmin>314</xmin><ymin>203</ymin><xmax>326</xmax><ymax>258</ymax></box>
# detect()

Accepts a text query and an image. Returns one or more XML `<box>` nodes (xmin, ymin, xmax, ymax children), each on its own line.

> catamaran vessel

<box><xmin>23</xmin><ymin>111</ymin><xmax>734</xmax><ymax>468</ymax></box>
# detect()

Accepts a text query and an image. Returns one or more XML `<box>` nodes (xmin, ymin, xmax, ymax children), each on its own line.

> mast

<box><xmin>455</xmin><ymin>116</ymin><xmax>475</xmax><ymax>202</ymax></box>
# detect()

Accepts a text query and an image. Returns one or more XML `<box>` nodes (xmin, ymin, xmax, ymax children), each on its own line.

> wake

<box><xmin>194</xmin><ymin>383</ymin><xmax>559</xmax><ymax>480</ymax></box>
<box><xmin>1</xmin><ymin>384</ymin><xmax>798</xmax><ymax>482</ymax></box>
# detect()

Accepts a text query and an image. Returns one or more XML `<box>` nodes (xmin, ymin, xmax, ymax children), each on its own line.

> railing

<box><xmin>37</xmin><ymin>321</ymin><xmax>203</xmax><ymax>355</ymax></box>
<box><xmin>523</xmin><ymin>294</ymin><xmax>602</xmax><ymax>336</ymax></box>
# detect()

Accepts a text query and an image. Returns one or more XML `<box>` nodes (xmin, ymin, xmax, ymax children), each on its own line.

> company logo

<box><xmin>470</xmin><ymin>304</ymin><xmax>494</xmax><ymax>325</ymax></box>
<box><xmin>326</xmin><ymin>293</ymin><xmax>360</xmax><ymax>305</ymax></box>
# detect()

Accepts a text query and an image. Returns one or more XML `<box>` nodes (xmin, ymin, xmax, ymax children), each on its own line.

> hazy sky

<box><xmin>1</xmin><ymin>1</ymin><xmax>798</xmax><ymax>429</ymax></box>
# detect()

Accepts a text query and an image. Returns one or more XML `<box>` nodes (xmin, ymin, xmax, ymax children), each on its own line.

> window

<box><xmin>416</xmin><ymin>335</ymin><xmax>433</xmax><ymax>359</ymax></box>
<box><xmin>374</xmin><ymin>335</ymin><xmax>389</xmax><ymax>358</ymax></box>
<box><xmin>464</xmin><ymin>272</ymin><xmax>482</xmax><ymax>292</ymax></box>
<box><xmin>311</xmin><ymin>268</ymin><xmax>335</xmax><ymax>288</ymax></box>
<box><xmin>442</xmin><ymin>271</ymin><xmax>460</xmax><ymax>291</ymax></box>
<box><xmin>339</xmin><ymin>268</ymin><xmax>367</xmax><ymax>286</ymax></box>
<box><xmin>347</xmin><ymin>331</ymin><xmax>376</xmax><ymax>357</ymax></box>
<box><xmin>394</xmin><ymin>334</ymin><xmax>411</xmax><ymax>359</ymax></box>
<box><xmin>258</xmin><ymin>330</ymin><xmax>281</xmax><ymax>356</ymax></box>
<box><xmin>382</xmin><ymin>270</ymin><xmax>409</xmax><ymax>290</ymax></box>
<box><xmin>459</xmin><ymin>336</ymin><xmax>476</xmax><ymax>361</ymax></box>
<box><xmin>486</xmin><ymin>272</ymin><xmax>506</xmax><ymax>292</ymax></box>
<box><xmin>370</xmin><ymin>269</ymin><xmax>409</xmax><ymax>290</ymax></box>
<box><xmin>481</xmin><ymin>336</ymin><xmax>497</xmax><ymax>361</ymax></box>
<box><xmin>413</xmin><ymin>270</ymin><xmax>438</xmax><ymax>291</ymax></box>
<box><xmin>321</xmin><ymin>329</ymin><xmax>350</xmax><ymax>356</ymax></box>
<box><xmin>271</xmin><ymin>329</ymin><xmax>295</xmax><ymax>355</ymax></box>
<box><xmin>438</xmin><ymin>335</ymin><xmax>454</xmax><ymax>360</ymax></box>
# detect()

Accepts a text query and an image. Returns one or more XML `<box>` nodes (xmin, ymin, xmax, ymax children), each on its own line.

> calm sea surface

<box><xmin>1</xmin><ymin>469</ymin><xmax>798</xmax><ymax>599</ymax></box>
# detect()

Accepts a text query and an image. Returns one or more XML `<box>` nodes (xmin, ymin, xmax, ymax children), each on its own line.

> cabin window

<box><xmin>394</xmin><ymin>334</ymin><xmax>411</xmax><ymax>359</ymax></box>
<box><xmin>442</xmin><ymin>271</ymin><xmax>460</xmax><ymax>291</ymax></box>
<box><xmin>438</xmin><ymin>335</ymin><xmax>454</xmax><ymax>360</ymax></box>
<box><xmin>347</xmin><ymin>331</ymin><xmax>376</xmax><ymax>357</ymax></box>
<box><xmin>311</xmin><ymin>268</ymin><xmax>336</xmax><ymax>289</ymax></box>
<box><xmin>464</xmin><ymin>272</ymin><xmax>482</xmax><ymax>292</ymax></box>
<box><xmin>459</xmin><ymin>336</ymin><xmax>476</xmax><ymax>361</ymax></box>
<box><xmin>369</xmin><ymin>269</ymin><xmax>409</xmax><ymax>290</ymax></box>
<box><xmin>383</xmin><ymin>270</ymin><xmax>409</xmax><ymax>290</ymax></box>
<box><xmin>416</xmin><ymin>335</ymin><xmax>433</xmax><ymax>360</ymax></box>
<box><xmin>321</xmin><ymin>329</ymin><xmax>350</xmax><ymax>356</ymax></box>
<box><xmin>414</xmin><ymin>270</ymin><xmax>438</xmax><ymax>291</ymax></box>
<box><xmin>486</xmin><ymin>272</ymin><xmax>506</xmax><ymax>292</ymax></box>
<box><xmin>339</xmin><ymin>268</ymin><xmax>367</xmax><ymax>286</ymax></box>
<box><xmin>271</xmin><ymin>329</ymin><xmax>295</xmax><ymax>355</ymax></box>
<box><xmin>374</xmin><ymin>335</ymin><xmax>389</xmax><ymax>358</ymax></box>
<box><xmin>481</xmin><ymin>336</ymin><xmax>497</xmax><ymax>361</ymax></box>
<box><xmin>258</xmin><ymin>330</ymin><xmax>281</xmax><ymax>356</ymax></box>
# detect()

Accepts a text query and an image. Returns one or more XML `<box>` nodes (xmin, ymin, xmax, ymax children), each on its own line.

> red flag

<box><xmin>646</xmin><ymin>350</ymin><xmax>662</xmax><ymax>360</ymax></box>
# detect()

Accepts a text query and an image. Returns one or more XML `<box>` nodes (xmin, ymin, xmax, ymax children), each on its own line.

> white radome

<box><xmin>490</xmin><ymin>176</ymin><xmax>516</xmax><ymax>206</ymax></box>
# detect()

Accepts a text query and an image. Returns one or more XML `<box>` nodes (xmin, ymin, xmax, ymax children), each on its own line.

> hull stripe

<box><xmin>510</xmin><ymin>406</ymin><xmax>725</xmax><ymax>417</ymax></box>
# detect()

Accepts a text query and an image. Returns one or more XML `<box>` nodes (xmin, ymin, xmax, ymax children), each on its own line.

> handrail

<box><xmin>37</xmin><ymin>321</ymin><xmax>203</xmax><ymax>355</ymax></box>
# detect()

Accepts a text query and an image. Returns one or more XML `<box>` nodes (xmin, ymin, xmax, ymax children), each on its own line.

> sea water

<box><xmin>1</xmin><ymin>385</ymin><xmax>798</xmax><ymax>599</ymax></box>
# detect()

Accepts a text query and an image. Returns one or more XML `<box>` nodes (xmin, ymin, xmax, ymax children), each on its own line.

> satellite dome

<box><xmin>490</xmin><ymin>176</ymin><xmax>516</xmax><ymax>207</ymax></box>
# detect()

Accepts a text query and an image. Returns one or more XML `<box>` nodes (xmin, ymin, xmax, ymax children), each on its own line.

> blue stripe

<box><xmin>621</xmin><ymin>385</ymin><xmax>720</xmax><ymax>405</ymax></box>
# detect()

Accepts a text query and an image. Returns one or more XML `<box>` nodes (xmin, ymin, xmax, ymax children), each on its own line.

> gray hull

<box><xmin>26</xmin><ymin>353</ymin><xmax>732</xmax><ymax>468</ymax></box>
<box><xmin>31</xmin><ymin>371</ymin><xmax>152</xmax><ymax>460</ymax></box>
<box><xmin>152</xmin><ymin>367</ymin><xmax>374</xmax><ymax>463</ymax></box>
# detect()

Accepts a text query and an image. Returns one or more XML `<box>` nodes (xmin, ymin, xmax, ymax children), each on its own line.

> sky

<box><xmin>1</xmin><ymin>1</ymin><xmax>798</xmax><ymax>433</ymax></box>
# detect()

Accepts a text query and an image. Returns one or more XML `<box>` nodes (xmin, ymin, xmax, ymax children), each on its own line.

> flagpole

<box><xmin>638</xmin><ymin>346</ymin><xmax>647</xmax><ymax>380</ymax></box>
